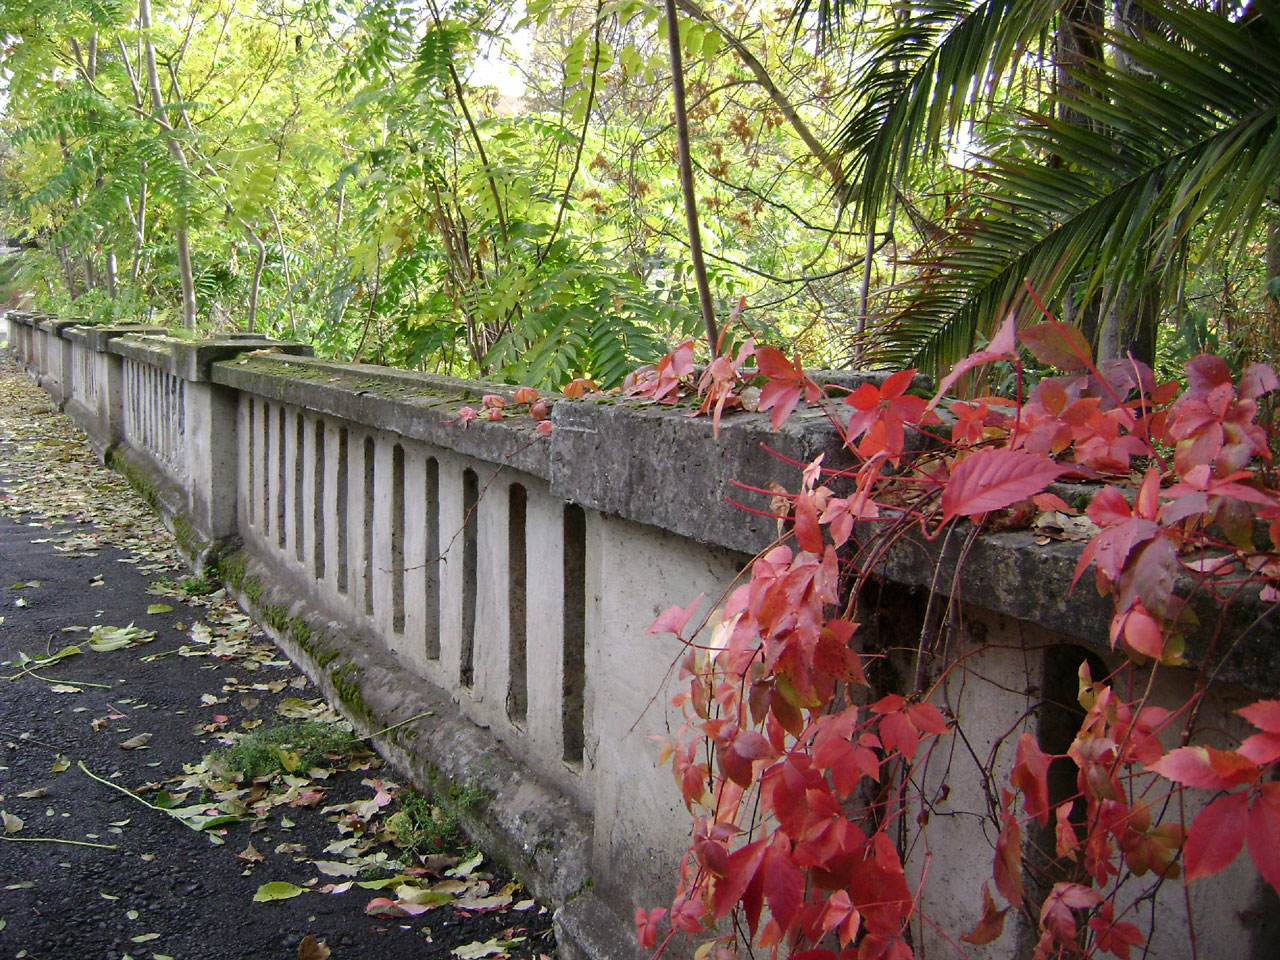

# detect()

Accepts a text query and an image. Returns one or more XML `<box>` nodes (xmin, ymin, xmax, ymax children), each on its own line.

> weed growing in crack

<box><xmin>206</xmin><ymin>721</ymin><xmax>357</xmax><ymax>782</ymax></box>
<box><xmin>387</xmin><ymin>781</ymin><xmax>486</xmax><ymax>855</ymax></box>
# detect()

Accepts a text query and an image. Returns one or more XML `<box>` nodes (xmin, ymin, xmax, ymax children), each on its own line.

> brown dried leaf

<box><xmin>298</xmin><ymin>935</ymin><xmax>331</xmax><ymax>960</ymax></box>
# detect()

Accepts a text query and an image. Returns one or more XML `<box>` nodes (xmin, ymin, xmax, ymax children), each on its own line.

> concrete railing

<box><xmin>7</xmin><ymin>309</ymin><xmax>1278</xmax><ymax>960</ymax></box>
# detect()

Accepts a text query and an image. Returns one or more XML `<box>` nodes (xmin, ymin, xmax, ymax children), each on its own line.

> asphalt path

<box><xmin>0</xmin><ymin>357</ymin><xmax>554</xmax><ymax>960</ymax></box>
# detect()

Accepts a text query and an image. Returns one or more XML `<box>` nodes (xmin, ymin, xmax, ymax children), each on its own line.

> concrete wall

<box><xmin>6</xmin><ymin>310</ymin><xmax>1278</xmax><ymax>960</ymax></box>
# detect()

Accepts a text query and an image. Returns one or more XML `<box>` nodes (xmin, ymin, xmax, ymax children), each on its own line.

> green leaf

<box><xmin>252</xmin><ymin>881</ymin><xmax>306</xmax><ymax>902</ymax></box>
<box><xmin>145</xmin><ymin>604</ymin><xmax>173</xmax><ymax>615</ymax></box>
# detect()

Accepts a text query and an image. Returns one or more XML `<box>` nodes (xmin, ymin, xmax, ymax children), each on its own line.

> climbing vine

<box><xmin>634</xmin><ymin>297</ymin><xmax>1280</xmax><ymax>959</ymax></box>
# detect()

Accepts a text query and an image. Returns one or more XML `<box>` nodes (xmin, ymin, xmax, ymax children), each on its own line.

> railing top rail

<box><xmin>211</xmin><ymin>354</ymin><xmax>553</xmax><ymax>481</ymax></box>
<box><xmin>108</xmin><ymin>332</ymin><xmax>312</xmax><ymax>381</ymax></box>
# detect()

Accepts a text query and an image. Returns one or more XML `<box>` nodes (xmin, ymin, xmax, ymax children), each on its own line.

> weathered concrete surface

<box><xmin>874</xmin><ymin>525</ymin><xmax>1280</xmax><ymax>693</ymax></box>
<box><xmin>212</xmin><ymin>355</ymin><xmax>554</xmax><ymax>480</ymax></box>
<box><xmin>550</xmin><ymin>396</ymin><xmax>853</xmax><ymax>556</ymax></box>
<box><xmin>109</xmin><ymin>333</ymin><xmax>314</xmax><ymax>381</ymax></box>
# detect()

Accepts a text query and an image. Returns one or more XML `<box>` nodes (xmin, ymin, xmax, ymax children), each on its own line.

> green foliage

<box><xmin>386</xmin><ymin>781</ymin><xmax>486</xmax><ymax>854</ymax></box>
<box><xmin>207</xmin><ymin>721</ymin><xmax>357</xmax><ymax>782</ymax></box>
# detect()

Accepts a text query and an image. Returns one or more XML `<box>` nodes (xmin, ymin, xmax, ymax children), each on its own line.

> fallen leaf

<box><xmin>130</xmin><ymin>932</ymin><xmax>161</xmax><ymax>943</ymax></box>
<box><xmin>2</xmin><ymin>811</ymin><xmax>24</xmax><ymax>835</ymax></box>
<box><xmin>49</xmin><ymin>684</ymin><xmax>83</xmax><ymax>694</ymax></box>
<box><xmin>313</xmin><ymin>860</ymin><xmax>359</xmax><ymax>877</ymax></box>
<box><xmin>16</xmin><ymin>787</ymin><xmax>49</xmax><ymax>799</ymax></box>
<box><xmin>298</xmin><ymin>935</ymin><xmax>331</xmax><ymax>960</ymax></box>
<box><xmin>50</xmin><ymin>755</ymin><xmax>70</xmax><ymax>773</ymax></box>
<box><xmin>146</xmin><ymin>604</ymin><xmax>173</xmax><ymax>615</ymax></box>
<box><xmin>236</xmin><ymin>842</ymin><xmax>265</xmax><ymax>864</ymax></box>
<box><xmin>120</xmin><ymin>733</ymin><xmax>152</xmax><ymax>750</ymax></box>
<box><xmin>253</xmin><ymin>881</ymin><xmax>305</xmax><ymax>902</ymax></box>
<box><xmin>447</xmin><ymin>852</ymin><xmax>484</xmax><ymax>877</ymax></box>
<box><xmin>88</xmin><ymin>624</ymin><xmax>155</xmax><ymax>652</ymax></box>
<box><xmin>452</xmin><ymin>937</ymin><xmax>524</xmax><ymax>959</ymax></box>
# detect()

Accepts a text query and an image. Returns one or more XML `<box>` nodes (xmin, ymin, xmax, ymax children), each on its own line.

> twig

<box><xmin>362</xmin><ymin>710</ymin><xmax>435</xmax><ymax>740</ymax></box>
<box><xmin>0</xmin><ymin>834</ymin><xmax>117</xmax><ymax>850</ymax></box>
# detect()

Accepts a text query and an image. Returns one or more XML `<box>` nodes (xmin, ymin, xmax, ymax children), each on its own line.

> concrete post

<box><xmin>184</xmin><ymin>379</ymin><xmax>240</xmax><ymax>543</ymax></box>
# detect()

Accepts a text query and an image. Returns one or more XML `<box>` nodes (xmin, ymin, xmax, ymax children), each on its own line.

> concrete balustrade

<box><xmin>7</xmin><ymin>310</ymin><xmax>1278</xmax><ymax>960</ymax></box>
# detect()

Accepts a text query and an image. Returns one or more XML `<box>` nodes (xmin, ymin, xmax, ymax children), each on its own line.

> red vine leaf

<box><xmin>719</xmin><ymin>728</ymin><xmax>775</xmax><ymax>787</ymax></box>
<box><xmin>1184</xmin><ymin>791</ymin><xmax>1249</xmax><ymax>882</ymax></box>
<box><xmin>1239</xmin><ymin>699</ymin><xmax>1280</xmax><ymax>734</ymax></box>
<box><xmin>1240</xmin><ymin>362</ymin><xmax>1280</xmax><ymax>400</ymax></box>
<box><xmin>794</xmin><ymin>491</ymin><xmax>824</xmax><ymax>554</ymax></box>
<box><xmin>763</xmin><ymin>837</ymin><xmax>804</xmax><ymax>931</ymax></box>
<box><xmin>711</xmin><ymin>838</ymin><xmax>766</xmax><ymax>920</ymax></box>
<box><xmin>941</xmin><ymin>449</ymin><xmax>1064</xmax><ymax>522</ymax></box>
<box><xmin>1020</xmin><ymin>321</ymin><xmax>1093</xmax><ymax>372</ymax></box>
<box><xmin>930</xmin><ymin>313</ymin><xmax>1017</xmax><ymax>406</ymax></box>
<box><xmin>994</xmin><ymin>792</ymin><xmax>1023</xmax><ymax>905</ymax></box>
<box><xmin>1040</xmin><ymin>882</ymin><xmax>1101</xmax><ymax>945</ymax></box>
<box><xmin>961</xmin><ymin>883</ymin><xmax>1009</xmax><ymax>945</ymax></box>
<box><xmin>1248</xmin><ymin>783</ymin><xmax>1280</xmax><ymax>895</ymax></box>
<box><xmin>756</xmin><ymin>346</ymin><xmax>814</xmax><ymax>429</ymax></box>
<box><xmin>635</xmin><ymin>906</ymin><xmax>666</xmax><ymax>949</ymax></box>
<box><xmin>1012</xmin><ymin>732</ymin><xmax>1052</xmax><ymax>827</ymax></box>
<box><xmin>646</xmin><ymin>594</ymin><xmax>703</xmax><ymax>636</ymax></box>
<box><xmin>1238</xmin><ymin>732</ymin><xmax>1280</xmax><ymax>766</ymax></box>
<box><xmin>1087</xmin><ymin>901</ymin><xmax>1145</xmax><ymax>960</ymax></box>
<box><xmin>1148</xmin><ymin>746</ymin><xmax>1259</xmax><ymax>791</ymax></box>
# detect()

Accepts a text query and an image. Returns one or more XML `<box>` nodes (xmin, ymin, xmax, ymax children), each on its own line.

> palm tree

<box><xmin>802</xmin><ymin>0</ymin><xmax>1280</xmax><ymax>374</ymax></box>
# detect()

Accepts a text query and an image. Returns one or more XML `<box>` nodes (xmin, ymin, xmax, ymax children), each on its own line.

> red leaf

<box><xmin>1238</xmin><ymin>732</ymin><xmax>1280</xmax><ymax>766</ymax></box>
<box><xmin>1149</xmin><ymin>746</ymin><xmax>1259</xmax><ymax>791</ymax></box>
<box><xmin>880</xmin><ymin>710</ymin><xmax>920</xmax><ymax>762</ymax></box>
<box><xmin>1248</xmin><ymin>782</ymin><xmax>1280</xmax><ymax>895</ymax></box>
<box><xmin>1239</xmin><ymin>699</ymin><xmax>1280</xmax><ymax>734</ymax></box>
<box><xmin>907</xmin><ymin>702</ymin><xmax>949</xmax><ymax>736</ymax></box>
<box><xmin>669</xmin><ymin>895</ymin><xmax>706</xmax><ymax>933</ymax></box>
<box><xmin>794</xmin><ymin>492</ymin><xmax>824</xmax><ymax>554</ymax></box>
<box><xmin>1240</xmin><ymin>362</ymin><xmax>1280</xmax><ymax>401</ymax></box>
<box><xmin>1040</xmin><ymin>882</ymin><xmax>1101</xmax><ymax>945</ymax></box>
<box><xmin>1012</xmin><ymin>732</ymin><xmax>1052</xmax><ymax>827</ymax></box>
<box><xmin>941</xmin><ymin>449</ymin><xmax>1064</xmax><ymax>522</ymax></box>
<box><xmin>961</xmin><ymin>883</ymin><xmax>1010</xmax><ymax>945</ymax></box>
<box><xmin>1185</xmin><ymin>354</ymin><xmax>1231</xmax><ymax>393</ymax></box>
<box><xmin>1086</xmin><ymin>485</ymin><xmax>1134</xmax><ymax>526</ymax></box>
<box><xmin>1088</xmin><ymin>901</ymin><xmax>1144</xmax><ymax>960</ymax></box>
<box><xmin>763</xmin><ymin>837</ymin><xmax>804</xmax><ymax>930</ymax></box>
<box><xmin>1032</xmin><ymin>492</ymin><xmax>1073</xmax><ymax>513</ymax></box>
<box><xmin>646</xmin><ymin>594</ymin><xmax>703</xmax><ymax>636</ymax></box>
<box><xmin>994</xmin><ymin>796</ymin><xmax>1023</xmax><ymax>905</ymax></box>
<box><xmin>720</xmin><ymin>728</ymin><xmax>775</xmax><ymax>787</ymax></box>
<box><xmin>1021</xmin><ymin>322</ymin><xmax>1093</xmax><ymax>371</ymax></box>
<box><xmin>930</xmin><ymin>314</ymin><xmax>1017</xmax><ymax>406</ymax></box>
<box><xmin>635</xmin><ymin>907</ymin><xmax>666</xmax><ymax>949</ymax></box>
<box><xmin>711</xmin><ymin>839</ymin><xmax>766</xmax><ymax>919</ymax></box>
<box><xmin>1184</xmin><ymin>791</ymin><xmax>1249</xmax><ymax>882</ymax></box>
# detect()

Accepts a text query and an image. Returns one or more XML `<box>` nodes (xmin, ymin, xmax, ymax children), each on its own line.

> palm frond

<box><xmin>870</xmin><ymin>0</ymin><xmax>1280</xmax><ymax>372</ymax></box>
<box><xmin>836</xmin><ymin>0</ymin><xmax>1064</xmax><ymax>226</ymax></box>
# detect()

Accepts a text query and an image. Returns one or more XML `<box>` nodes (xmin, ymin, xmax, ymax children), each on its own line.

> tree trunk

<box><xmin>243</xmin><ymin>223</ymin><xmax>266</xmax><ymax>333</ymax></box>
<box><xmin>139</xmin><ymin>0</ymin><xmax>197</xmax><ymax>329</ymax></box>
<box><xmin>664</xmin><ymin>0</ymin><xmax>719</xmax><ymax>355</ymax></box>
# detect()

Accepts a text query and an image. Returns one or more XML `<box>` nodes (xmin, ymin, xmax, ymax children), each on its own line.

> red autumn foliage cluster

<box><xmin>632</xmin><ymin>302</ymin><xmax>1280</xmax><ymax>959</ymax></box>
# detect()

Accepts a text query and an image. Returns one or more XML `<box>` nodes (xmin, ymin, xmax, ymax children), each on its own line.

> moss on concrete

<box><xmin>106</xmin><ymin>446</ymin><xmax>210</xmax><ymax>560</ymax></box>
<box><xmin>328</xmin><ymin>662</ymin><xmax>375</xmax><ymax>727</ymax></box>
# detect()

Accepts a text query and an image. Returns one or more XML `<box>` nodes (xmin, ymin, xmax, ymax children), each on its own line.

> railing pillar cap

<box><xmin>108</xmin><ymin>333</ymin><xmax>313</xmax><ymax>381</ymax></box>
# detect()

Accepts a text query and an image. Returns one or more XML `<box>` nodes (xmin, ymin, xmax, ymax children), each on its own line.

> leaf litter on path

<box><xmin>0</xmin><ymin>358</ymin><xmax>555</xmax><ymax>955</ymax></box>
